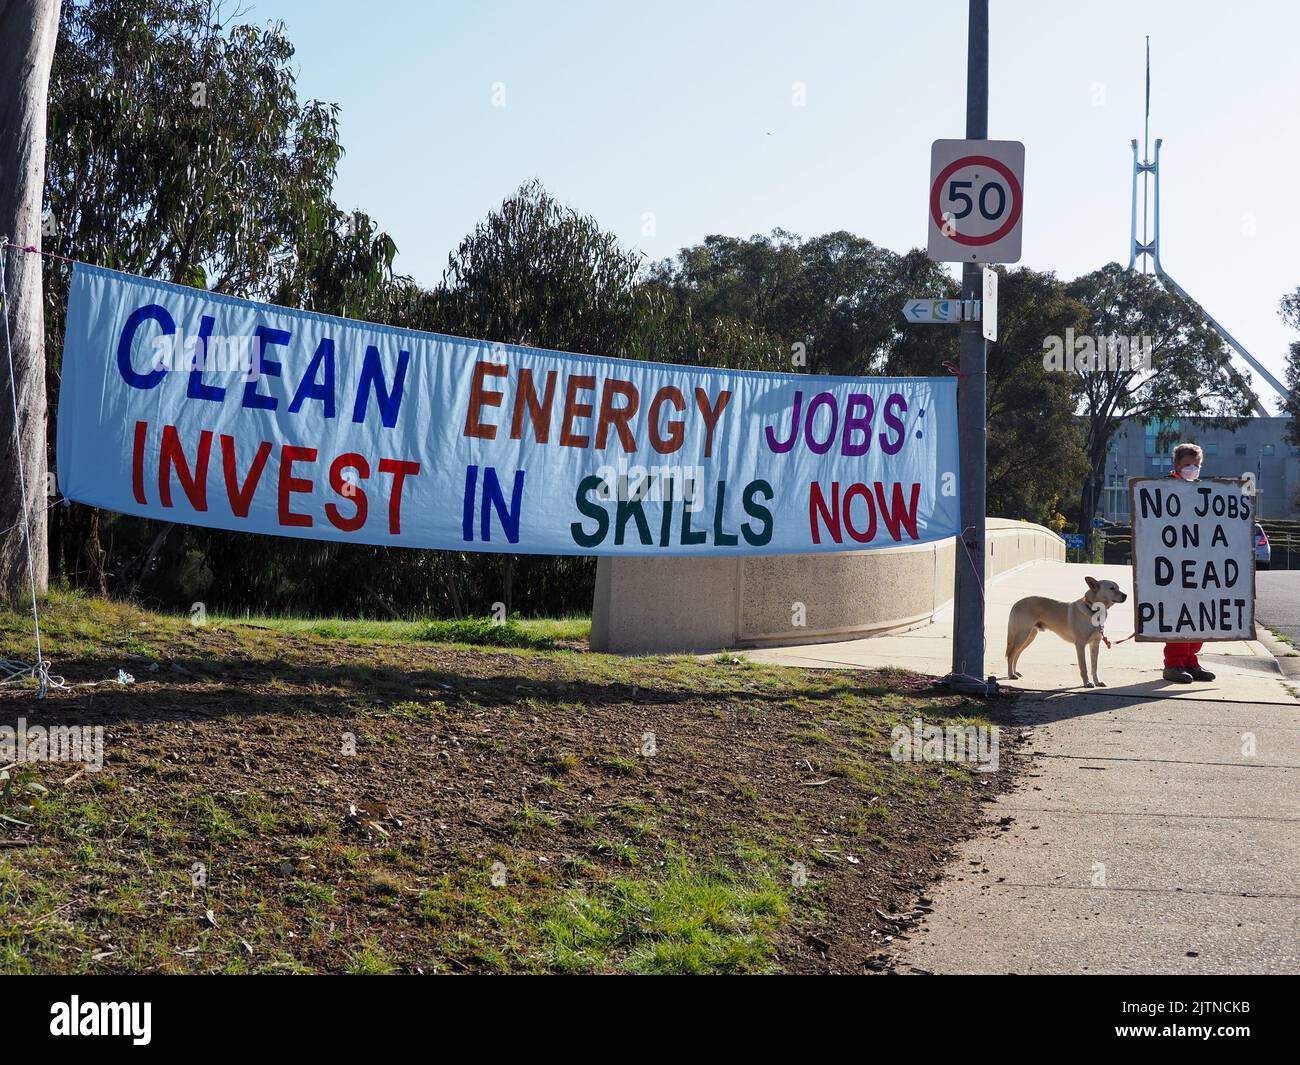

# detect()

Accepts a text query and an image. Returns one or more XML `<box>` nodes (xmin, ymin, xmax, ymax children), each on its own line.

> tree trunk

<box><xmin>80</xmin><ymin>505</ymin><xmax>108</xmax><ymax>595</ymax></box>
<box><xmin>1080</xmin><ymin>476</ymin><xmax>1099</xmax><ymax>541</ymax></box>
<box><xmin>444</xmin><ymin>555</ymin><xmax>465</xmax><ymax>619</ymax></box>
<box><xmin>1080</xmin><ymin>441</ymin><xmax>1110</xmax><ymax>549</ymax></box>
<box><xmin>501</xmin><ymin>555</ymin><xmax>514</xmax><ymax>616</ymax></box>
<box><xmin>0</xmin><ymin>0</ymin><xmax>60</xmax><ymax>602</ymax></box>
<box><xmin>126</xmin><ymin>520</ymin><xmax>174</xmax><ymax>600</ymax></box>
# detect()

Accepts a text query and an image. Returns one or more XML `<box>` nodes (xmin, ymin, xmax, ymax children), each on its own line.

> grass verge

<box><xmin>0</xmin><ymin>592</ymin><xmax>1016</xmax><ymax>974</ymax></box>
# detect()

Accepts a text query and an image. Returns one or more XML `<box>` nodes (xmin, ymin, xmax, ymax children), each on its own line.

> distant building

<box><xmin>1099</xmin><ymin>417</ymin><xmax>1300</xmax><ymax>521</ymax></box>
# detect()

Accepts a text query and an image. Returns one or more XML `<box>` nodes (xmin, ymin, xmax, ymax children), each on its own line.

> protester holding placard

<box><xmin>1126</xmin><ymin>440</ymin><xmax>1263</xmax><ymax>685</ymax></box>
<box><xmin>1160</xmin><ymin>445</ymin><xmax>1213</xmax><ymax>683</ymax></box>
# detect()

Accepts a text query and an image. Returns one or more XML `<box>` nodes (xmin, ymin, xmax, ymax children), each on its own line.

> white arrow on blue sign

<box><xmin>903</xmin><ymin>298</ymin><xmax>963</xmax><ymax>324</ymax></box>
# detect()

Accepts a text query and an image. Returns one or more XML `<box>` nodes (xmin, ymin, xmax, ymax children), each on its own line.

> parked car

<box><xmin>1254</xmin><ymin>523</ymin><xmax>1271</xmax><ymax>569</ymax></box>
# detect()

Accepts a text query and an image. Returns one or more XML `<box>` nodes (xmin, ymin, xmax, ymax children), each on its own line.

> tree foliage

<box><xmin>649</xmin><ymin>229</ymin><xmax>950</xmax><ymax>375</ymax></box>
<box><xmin>1279</xmin><ymin>286</ymin><xmax>1300</xmax><ymax>449</ymax></box>
<box><xmin>44</xmin><ymin>0</ymin><xmax>394</xmax><ymax>298</ymax></box>
<box><xmin>888</xmin><ymin>266</ymin><xmax>1090</xmax><ymax>529</ymax></box>
<box><xmin>383</xmin><ymin>182</ymin><xmax>789</xmax><ymax>618</ymax></box>
<box><xmin>42</xmin><ymin>0</ymin><xmax>396</xmax><ymax>599</ymax></box>
<box><xmin>1065</xmin><ymin>264</ymin><xmax>1253</xmax><ymax>525</ymax></box>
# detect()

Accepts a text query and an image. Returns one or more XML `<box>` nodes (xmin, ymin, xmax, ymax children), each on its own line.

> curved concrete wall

<box><xmin>590</xmin><ymin>518</ymin><xmax>1065</xmax><ymax>654</ymax></box>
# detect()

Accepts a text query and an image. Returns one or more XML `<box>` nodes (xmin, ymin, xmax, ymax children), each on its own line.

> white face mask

<box><xmin>1178</xmin><ymin>464</ymin><xmax>1201</xmax><ymax>482</ymax></box>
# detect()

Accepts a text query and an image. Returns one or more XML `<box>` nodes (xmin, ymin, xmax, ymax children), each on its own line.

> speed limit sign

<box><xmin>927</xmin><ymin>139</ymin><xmax>1025</xmax><ymax>263</ymax></box>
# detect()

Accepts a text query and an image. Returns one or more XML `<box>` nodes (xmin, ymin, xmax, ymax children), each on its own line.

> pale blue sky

<box><xmin>252</xmin><ymin>0</ymin><xmax>1298</xmax><ymax>408</ymax></box>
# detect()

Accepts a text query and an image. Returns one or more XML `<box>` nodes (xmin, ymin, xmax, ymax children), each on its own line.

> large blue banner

<box><xmin>57</xmin><ymin>263</ymin><xmax>960</xmax><ymax>556</ymax></box>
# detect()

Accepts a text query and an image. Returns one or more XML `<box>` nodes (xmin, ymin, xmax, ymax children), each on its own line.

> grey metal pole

<box><xmin>949</xmin><ymin>0</ymin><xmax>990</xmax><ymax>691</ymax></box>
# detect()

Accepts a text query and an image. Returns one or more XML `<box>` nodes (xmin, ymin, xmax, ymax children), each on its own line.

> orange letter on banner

<box><xmin>465</xmin><ymin>362</ymin><xmax>507</xmax><ymax>439</ymax></box>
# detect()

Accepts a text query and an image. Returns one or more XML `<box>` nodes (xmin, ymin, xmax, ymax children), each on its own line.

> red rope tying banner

<box><xmin>2</xmin><ymin>240</ymin><xmax>76</xmax><ymax>265</ymax></box>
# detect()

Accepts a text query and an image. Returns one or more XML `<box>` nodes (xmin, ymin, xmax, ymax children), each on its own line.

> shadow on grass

<box><xmin>0</xmin><ymin>649</ymin><xmax>961</xmax><ymax>730</ymax></box>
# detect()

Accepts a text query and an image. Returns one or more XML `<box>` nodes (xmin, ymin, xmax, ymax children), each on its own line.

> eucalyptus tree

<box><xmin>1066</xmin><ymin>263</ymin><xmax>1253</xmax><ymax>527</ymax></box>
<box><xmin>419</xmin><ymin>181</ymin><xmax>785</xmax><ymax>616</ymax></box>
<box><xmin>650</xmin><ymin>229</ymin><xmax>952</xmax><ymax>376</ymax></box>
<box><xmin>40</xmin><ymin>0</ymin><xmax>395</xmax><ymax>593</ymax></box>
<box><xmin>888</xmin><ymin>266</ymin><xmax>1091</xmax><ymax>529</ymax></box>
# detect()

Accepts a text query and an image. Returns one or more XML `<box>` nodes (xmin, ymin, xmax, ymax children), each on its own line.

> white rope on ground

<box><xmin>0</xmin><ymin>238</ymin><xmax>54</xmax><ymax>697</ymax></box>
<box><xmin>0</xmin><ymin>657</ymin><xmax>65</xmax><ymax>689</ymax></box>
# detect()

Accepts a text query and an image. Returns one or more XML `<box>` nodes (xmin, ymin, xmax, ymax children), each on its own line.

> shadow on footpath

<box><xmin>998</xmin><ymin>672</ymin><xmax>1296</xmax><ymax>725</ymax></box>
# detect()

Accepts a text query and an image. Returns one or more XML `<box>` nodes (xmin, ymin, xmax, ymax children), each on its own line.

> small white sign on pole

<box><xmin>981</xmin><ymin>267</ymin><xmax>997</xmax><ymax>342</ymax></box>
<box><xmin>1130</xmin><ymin>477</ymin><xmax>1256</xmax><ymax>642</ymax></box>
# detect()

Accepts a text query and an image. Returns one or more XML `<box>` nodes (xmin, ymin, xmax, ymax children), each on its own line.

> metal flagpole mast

<box><xmin>1142</xmin><ymin>36</ymin><xmax>1149</xmax><ymax>272</ymax></box>
<box><xmin>1127</xmin><ymin>39</ymin><xmax>1293</xmax><ymax>415</ymax></box>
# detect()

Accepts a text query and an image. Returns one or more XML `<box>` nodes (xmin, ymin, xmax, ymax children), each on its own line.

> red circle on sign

<box><xmin>930</xmin><ymin>155</ymin><xmax>1022</xmax><ymax>247</ymax></box>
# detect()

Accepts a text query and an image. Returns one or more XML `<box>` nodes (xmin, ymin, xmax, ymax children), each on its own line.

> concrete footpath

<box><xmin>746</xmin><ymin>559</ymin><xmax>1300</xmax><ymax>974</ymax></box>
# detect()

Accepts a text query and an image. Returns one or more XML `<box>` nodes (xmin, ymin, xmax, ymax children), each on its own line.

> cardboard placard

<box><xmin>1129</xmin><ymin>476</ymin><xmax>1256</xmax><ymax>642</ymax></box>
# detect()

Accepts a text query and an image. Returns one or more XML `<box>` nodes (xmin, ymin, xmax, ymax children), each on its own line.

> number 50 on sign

<box><xmin>927</xmin><ymin>139</ymin><xmax>1025</xmax><ymax>264</ymax></box>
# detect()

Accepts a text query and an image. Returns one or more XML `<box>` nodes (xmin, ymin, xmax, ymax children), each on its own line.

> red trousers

<box><xmin>1164</xmin><ymin>642</ymin><xmax>1203</xmax><ymax>669</ymax></box>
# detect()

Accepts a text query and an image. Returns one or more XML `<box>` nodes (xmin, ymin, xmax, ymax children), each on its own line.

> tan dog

<box><xmin>1005</xmin><ymin>576</ymin><xmax>1128</xmax><ymax>688</ymax></box>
